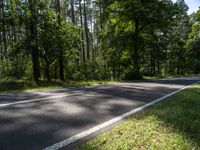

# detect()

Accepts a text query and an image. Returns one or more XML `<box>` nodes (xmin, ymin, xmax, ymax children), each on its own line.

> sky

<box><xmin>172</xmin><ymin>0</ymin><xmax>200</xmax><ymax>14</ymax></box>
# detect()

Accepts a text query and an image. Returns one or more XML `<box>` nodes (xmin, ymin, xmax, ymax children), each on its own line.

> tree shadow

<box><xmin>0</xmin><ymin>78</ymin><xmax>199</xmax><ymax>150</ymax></box>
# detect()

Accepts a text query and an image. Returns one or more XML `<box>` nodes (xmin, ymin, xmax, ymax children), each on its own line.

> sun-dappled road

<box><xmin>0</xmin><ymin>76</ymin><xmax>199</xmax><ymax>150</ymax></box>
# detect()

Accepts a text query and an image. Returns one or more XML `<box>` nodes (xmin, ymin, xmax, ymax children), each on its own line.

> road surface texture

<box><xmin>0</xmin><ymin>76</ymin><xmax>199</xmax><ymax>150</ymax></box>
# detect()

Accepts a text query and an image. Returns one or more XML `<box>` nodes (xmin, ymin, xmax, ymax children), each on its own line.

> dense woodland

<box><xmin>0</xmin><ymin>0</ymin><xmax>200</xmax><ymax>82</ymax></box>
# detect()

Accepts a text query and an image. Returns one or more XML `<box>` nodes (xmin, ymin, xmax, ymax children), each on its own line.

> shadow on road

<box><xmin>0</xmin><ymin>77</ymin><xmax>199</xmax><ymax>150</ymax></box>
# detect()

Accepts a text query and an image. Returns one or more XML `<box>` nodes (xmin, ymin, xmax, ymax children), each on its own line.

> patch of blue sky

<box><xmin>172</xmin><ymin>0</ymin><xmax>200</xmax><ymax>14</ymax></box>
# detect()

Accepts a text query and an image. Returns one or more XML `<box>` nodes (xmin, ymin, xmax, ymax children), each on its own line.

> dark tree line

<box><xmin>0</xmin><ymin>0</ymin><xmax>200</xmax><ymax>82</ymax></box>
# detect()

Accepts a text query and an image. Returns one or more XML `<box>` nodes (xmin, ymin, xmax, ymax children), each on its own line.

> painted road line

<box><xmin>0</xmin><ymin>93</ymin><xmax>83</xmax><ymax>108</ymax></box>
<box><xmin>43</xmin><ymin>81</ymin><xmax>200</xmax><ymax>150</ymax></box>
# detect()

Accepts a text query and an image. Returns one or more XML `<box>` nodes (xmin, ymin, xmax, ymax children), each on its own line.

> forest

<box><xmin>0</xmin><ymin>0</ymin><xmax>200</xmax><ymax>83</ymax></box>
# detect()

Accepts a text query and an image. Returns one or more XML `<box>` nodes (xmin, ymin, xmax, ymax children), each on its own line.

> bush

<box><xmin>124</xmin><ymin>70</ymin><xmax>143</xmax><ymax>80</ymax></box>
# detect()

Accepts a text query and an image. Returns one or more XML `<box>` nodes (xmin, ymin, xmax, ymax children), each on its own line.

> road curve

<box><xmin>0</xmin><ymin>76</ymin><xmax>199</xmax><ymax>150</ymax></box>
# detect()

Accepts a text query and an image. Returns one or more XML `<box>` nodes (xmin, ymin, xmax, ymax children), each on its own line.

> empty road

<box><xmin>0</xmin><ymin>76</ymin><xmax>199</xmax><ymax>150</ymax></box>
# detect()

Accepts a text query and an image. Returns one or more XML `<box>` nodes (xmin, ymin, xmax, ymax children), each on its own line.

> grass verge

<box><xmin>0</xmin><ymin>80</ymin><xmax>114</xmax><ymax>93</ymax></box>
<box><xmin>0</xmin><ymin>76</ymin><xmax>164</xmax><ymax>93</ymax></box>
<box><xmin>80</xmin><ymin>83</ymin><xmax>200</xmax><ymax>150</ymax></box>
<box><xmin>0</xmin><ymin>75</ymin><xmax>198</xmax><ymax>93</ymax></box>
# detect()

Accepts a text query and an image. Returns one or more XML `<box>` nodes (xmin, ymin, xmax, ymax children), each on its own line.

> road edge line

<box><xmin>43</xmin><ymin>81</ymin><xmax>200</xmax><ymax>150</ymax></box>
<box><xmin>0</xmin><ymin>93</ymin><xmax>83</xmax><ymax>108</ymax></box>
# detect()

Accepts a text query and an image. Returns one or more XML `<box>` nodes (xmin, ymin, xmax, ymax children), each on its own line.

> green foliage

<box><xmin>0</xmin><ymin>0</ymin><xmax>199</xmax><ymax>82</ymax></box>
<box><xmin>186</xmin><ymin>9</ymin><xmax>200</xmax><ymax>73</ymax></box>
<box><xmin>99</xmin><ymin>0</ymin><xmax>178</xmax><ymax>79</ymax></box>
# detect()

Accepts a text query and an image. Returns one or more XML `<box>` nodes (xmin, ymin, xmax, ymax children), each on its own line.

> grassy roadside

<box><xmin>0</xmin><ymin>75</ymin><xmax>198</xmax><ymax>93</ymax></box>
<box><xmin>80</xmin><ymin>83</ymin><xmax>200</xmax><ymax>150</ymax></box>
<box><xmin>0</xmin><ymin>80</ymin><xmax>115</xmax><ymax>93</ymax></box>
<box><xmin>0</xmin><ymin>76</ymin><xmax>159</xmax><ymax>93</ymax></box>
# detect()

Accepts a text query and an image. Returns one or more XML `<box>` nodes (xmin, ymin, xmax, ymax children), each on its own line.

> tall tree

<box><xmin>79</xmin><ymin>0</ymin><xmax>86</xmax><ymax>62</ymax></box>
<box><xmin>28</xmin><ymin>0</ymin><xmax>40</xmax><ymax>82</ymax></box>
<box><xmin>102</xmin><ymin>0</ymin><xmax>176</xmax><ymax>78</ymax></box>
<box><xmin>55</xmin><ymin>0</ymin><xmax>65</xmax><ymax>81</ymax></box>
<box><xmin>70</xmin><ymin>0</ymin><xmax>75</xmax><ymax>23</ymax></box>
<box><xmin>1</xmin><ymin>0</ymin><xmax>7</xmax><ymax>52</ymax></box>
<box><xmin>83</xmin><ymin>0</ymin><xmax>90</xmax><ymax>60</ymax></box>
<box><xmin>186</xmin><ymin>8</ymin><xmax>200</xmax><ymax>74</ymax></box>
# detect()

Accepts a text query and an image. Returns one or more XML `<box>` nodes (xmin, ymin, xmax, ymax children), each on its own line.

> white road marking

<box><xmin>0</xmin><ymin>93</ymin><xmax>83</xmax><ymax>108</ymax></box>
<box><xmin>43</xmin><ymin>81</ymin><xmax>200</xmax><ymax>150</ymax></box>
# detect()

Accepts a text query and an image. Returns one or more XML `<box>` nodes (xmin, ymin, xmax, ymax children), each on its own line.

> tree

<box><xmin>78</xmin><ymin>0</ymin><xmax>86</xmax><ymax>62</ymax></box>
<box><xmin>186</xmin><ymin>8</ymin><xmax>200</xmax><ymax>73</ymax></box>
<box><xmin>55</xmin><ymin>0</ymin><xmax>65</xmax><ymax>81</ymax></box>
<box><xmin>28</xmin><ymin>0</ymin><xmax>40</xmax><ymax>82</ymax></box>
<box><xmin>0</xmin><ymin>0</ymin><xmax>199</xmax><ymax>81</ymax></box>
<box><xmin>83</xmin><ymin>0</ymin><xmax>90</xmax><ymax>60</ymax></box>
<box><xmin>170</xmin><ymin>0</ymin><xmax>189</xmax><ymax>75</ymax></box>
<box><xmin>101</xmin><ymin>0</ymin><xmax>176</xmax><ymax>79</ymax></box>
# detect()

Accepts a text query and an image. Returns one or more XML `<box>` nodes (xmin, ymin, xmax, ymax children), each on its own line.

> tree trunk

<box><xmin>54</xmin><ymin>63</ymin><xmax>58</xmax><ymax>79</ymax></box>
<box><xmin>133</xmin><ymin>18</ymin><xmax>140</xmax><ymax>76</ymax></box>
<box><xmin>157</xmin><ymin>57</ymin><xmax>160</xmax><ymax>75</ymax></box>
<box><xmin>45</xmin><ymin>64</ymin><xmax>51</xmax><ymax>82</ymax></box>
<box><xmin>79</xmin><ymin>0</ymin><xmax>86</xmax><ymax>62</ymax></box>
<box><xmin>89</xmin><ymin>7</ymin><xmax>94</xmax><ymax>60</ymax></box>
<box><xmin>28</xmin><ymin>0</ymin><xmax>40</xmax><ymax>83</ymax></box>
<box><xmin>151</xmin><ymin>48</ymin><xmax>155</xmax><ymax>75</ymax></box>
<box><xmin>99</xmin><ymin>1</ymin><xmax>103</xmax><ymax>31</ymax></box>
<box><xmin>71</xmin><ymin>0</ymin><xmax>75</xmax><ymax>24</ymax></box>
<box><xmin>0</xmin><ymin>31</ymin><xmax>2</xmax><ymax>59</ymax></box>
<box><xmin>83</xmin><ymin>0</ymin><xmax>90</xmax><ymax>60</ymax></box>
<box><xmin>177</xmin><ymin>63</ymin><xmax>180</xmax><ymax>75</ymax></box>
<box><xmin>1</xmin><ymin>0</ymin><xmax>7</xmax><ymax>52</ymax></box>
<box><xmin>55</xmin><ymin>0</ymin><xmax>65</xmax><ymax>81</ymax></box>
<box><xmin>0</xmin><ymin>2</ymin><xmax>3</xmax><ymax>59</ymax></box>
<box><xmin>42</xmin><ymin>56</ymin><xmax>51</xmax><ymax>82</ymax></box>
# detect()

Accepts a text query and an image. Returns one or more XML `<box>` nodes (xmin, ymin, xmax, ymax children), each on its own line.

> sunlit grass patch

<box><xmin>80</xmin><ymin>84</ymin><xmax>200</xmax><ymax>150</ymax></box>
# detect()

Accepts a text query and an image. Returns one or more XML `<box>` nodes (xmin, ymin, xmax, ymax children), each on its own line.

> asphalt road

<box><xmin>0</xmin><ymin>76</ymin><xmax>199</xmax><ymax>150</ymax></box>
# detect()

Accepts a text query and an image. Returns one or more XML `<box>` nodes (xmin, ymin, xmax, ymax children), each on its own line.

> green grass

<box><xmin>0</xmin><ymin>75</ymin><xmax>198</xmax><ymax>93</ymax></box>
<box><xmin>0</xmin><ymin>76</ymin><xmax>168</xmax><ymax>93</ymax></box>
<box><xmin>80</xmin><ymin>84</ymin><xmax>200</xmax><ymax>150</ymax></box>
<box><xmin>0</xmin><ymin>80</ymin><xmax>115</xmax><ymax>93</ymax></box>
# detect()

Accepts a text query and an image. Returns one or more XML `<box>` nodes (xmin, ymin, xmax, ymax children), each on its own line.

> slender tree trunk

<box><xmin>1</xmin><ymin>0</ymin><xmax>7</xmax><ymax>51</ymax></box>
<box><xmin>28</xmin><ymin>0</ymin><xmax>40</xmax><ymax>82</ymax></box>
<box><xmin>133</xmin><ymin>18</ymin><xmax>140</xmax><ymax>76</ymax></box>
<box><xmin>71</xmin><ymin>0</ymin><xmax>75</xmax><ymax>24</ymax></box>
<box><xmin>89</xmin><ymin>7</ymin><xmax>94</xmax><ymax>60</ymax></box>
<box><xmin>157</xmin><ymin>55</ymin><xmax>160</xmax><ymax>75</ymax></box>
<box><xmin>177</xmin><ymin>63</ymin><xmax>180</xmax><ymax>75</ymax></box>
<box><xmin>55</xmin><ymin>0</ymin><xmax>65</xmax><ymax>81</ymax></box>
<box><xmin>83</xmin><ymin>0</ymin><xmax>90</xmax><ymax>60</ymax></box>
<box><xmin>112</xmin><ymin>65</ymin><xmax>116</xmax><ymax>80</ymax></box>
<box><xmin>79</xmin><ymin>0</ymin><xmax>86</xmax><ymax>62</ymax></box>
<box><xmin>99</xmin><ymin>1</ymin><xmax>103</xmax><ymax>31</ymax></box>
<box><xmin>0</xmin><ymin>2</ymin><xmax>3</xmax><ymax>59</ymax></box>
<box><xmin>151</xmin><ymin>48</ymin><xmax>155</xmax><ymax>75</ymax></box>
<box><xmin>177</xmin><ymin>47</ymin><xmax>182</xmax><ymax>75</ymax></box>
<box><xmin>45</xmin><ymin>62</ymin><xmax>51</xmax><ymax>82</ymax></box>
<box><xmin>45</xmin><ymin>65</ymin><xmax>51</xmax><ymax>82</ymax></box>
<box><xmin>0</xmin><ymin>32</ymin><xmax>2</xmax><ymax>59</ymax></box>
<box><xmin>11</xmin><ymin>0</ymin><xmax>17</xmax><ymax>43</ymax></box>
<box><xmin>70</xmin><ymin>0</ymin><xmax>79</xmax><ymax>70</ymax></box>
<box><xmin>42</xmin><ymin>55</ymin><xmax>51</xmax><ymax>82</ymax></box>
<box><xmin>54</xmin><ymin>63</ymin><xmax>58</xmax><ymax>79</ymax></box>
